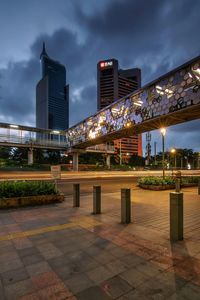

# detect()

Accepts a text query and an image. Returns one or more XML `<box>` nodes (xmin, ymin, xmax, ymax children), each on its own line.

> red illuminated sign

<box><xmin>100</xmin><ymin>61</ymin><xmax>113</xmax><ymax>68</ymax></box>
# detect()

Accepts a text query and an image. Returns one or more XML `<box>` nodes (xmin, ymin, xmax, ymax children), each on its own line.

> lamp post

<box><xmin>160</xmin><ymin>128</ymin><xmax>166</xmax><ymax>179</ymax></box>
<box><xmin>171</xmin><ymin>148</ymin><xmax>176</xmax><ymax>169</ymax></box>
<box><xmin>119</xmin><ymin>139</ymin><xmax>122</xmax><ymax>165</ymax></box>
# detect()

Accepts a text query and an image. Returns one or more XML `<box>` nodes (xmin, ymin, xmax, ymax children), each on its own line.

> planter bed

<box><xmin>139</xmin><ymin>184</ymin><xmax>175</xmax><ymax>191</ymax></box>
<box><xmin>139</xmin><ymin>183</ymin><xmax>197</xmax><ymax>191</ymax></box>
<box><xmin>0</xmin><ymin>194</ymin><xmax>64</xmax><ymax>208</ymax></box>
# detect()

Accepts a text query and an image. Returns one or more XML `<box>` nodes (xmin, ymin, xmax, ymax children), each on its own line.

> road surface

<box><xmin>0</xmin><ymin>170</ymin><xmax>199</xmax><ymax>181</ymax></box>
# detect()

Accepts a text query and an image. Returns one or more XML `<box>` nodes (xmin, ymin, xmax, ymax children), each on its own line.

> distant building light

<box><xmin>126</xmin><ymin>122</ymin><xmax>131</xmax><ymax>127</ymax></box>
<box><xmin>196</xmin><ymin>68</ymin><xmax>200</xmax><ymax>75</ymax></box>
<box><xmin>89</xmin><ymin>131</ymin><xmax>96</xmax><ymax>139</ymax></box>
<box><xmin>51</xmin><ymin>130</ymin><xmax>60</xmax><ymax>134</ymax></box>
<box><xmin>188</xmin><ymin>72</ymin><xmax>193</xmax><ymax>78</ymax></box>
<box><xmin>10</xmin><ymin>124</ymin><xmax>19</xmax><ymax>129</ymax></box>
<box><xmin>112</xmin><ymin>108</ymin><xmax>119</xmax><ymax>113</ymax></box>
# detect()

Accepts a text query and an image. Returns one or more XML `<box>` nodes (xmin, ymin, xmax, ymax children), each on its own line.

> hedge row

<box><xmin>0</xmin><ymin>181</ymin><xmax>57</xmax><ymax>198</ymax></box>
<box><xmin>138</xmin><ymin>176</ymin><xmax>199</xmax><ymax>186</ymax></box>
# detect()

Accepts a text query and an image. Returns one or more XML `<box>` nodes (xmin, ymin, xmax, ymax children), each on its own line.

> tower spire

<box><xmin>40</xmin><ymin>42</ymin><xmax>49</xmax><ymax>59</ymax></box>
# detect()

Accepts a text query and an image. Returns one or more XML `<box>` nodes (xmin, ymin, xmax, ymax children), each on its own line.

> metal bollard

<box><xmin>170</xmin><ymin>192</ymin><xmax>183</xmax><ymax>241</ymax></box>
<box><xmin>73</xmin><ymin>184</ymin><xmax>80</xmax><ymax>207</ymax></box>
<box><xmin>175</xmin><ymin>178</ymin><xmax>181</xmax><ymax>192</ymax></box>
<box><xmin>93</xmin><ymin>186</ymin><xmax>101</xmax><ymax>214</ymax></box>
<box><xmin>198</xmin><ymin>179</ymin><xmax>200</xmax><ymax>195</ymax></box>
<box><xmin>121</xmin><ymin>189</ymin><xmax>131</xmax><ymax>224</ymax></box>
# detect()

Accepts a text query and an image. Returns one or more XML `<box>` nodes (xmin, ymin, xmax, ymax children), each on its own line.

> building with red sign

<box><xmin>97</xmin><ymin>59</ymin><xmax>142</xmax><ymax>160</ymax></box>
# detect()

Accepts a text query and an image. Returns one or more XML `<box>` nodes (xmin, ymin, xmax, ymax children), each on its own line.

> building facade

<box><xmin>97</xmin><ymin>59</ymin><xmax>142</xmax><ymax>160</ymax></box>
<box><xmin>36</xmin><ymin>43</ymin><xmax>69</xmax><ymax>131</ymax></box>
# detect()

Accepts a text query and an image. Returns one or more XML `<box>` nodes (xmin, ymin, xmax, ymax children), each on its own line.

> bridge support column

<box><xmin>73</xmin><ymin>153</ymin><xmax>79</xmax><ymax>171</ymax></box>
<box><xmin>28</xmin><ymin>148</ymin><xmax>33</xmax><ymax>165</ymax></box>
<box><xmin>106</xmin><ymin>154</ymin><xmax>111</xmax><ymax>169</ymax></box>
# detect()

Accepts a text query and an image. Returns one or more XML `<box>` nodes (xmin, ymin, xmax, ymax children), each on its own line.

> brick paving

<box><xmin>0</xmin><ymin>185</ymin><xmax>200</xmax><ymax>299</ymax></box>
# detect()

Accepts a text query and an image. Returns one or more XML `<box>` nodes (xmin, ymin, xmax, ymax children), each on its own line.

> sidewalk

<box><xmin>0</xmin><ymin>187</ymin><xmax>200</xmax><ymax>299</ymax></box>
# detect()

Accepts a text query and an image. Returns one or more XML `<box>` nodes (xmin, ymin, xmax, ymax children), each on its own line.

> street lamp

<box><xmin>160</xmin><ymin>128</ymin><xmax>166</xmax><ymax>179</ymax></box>
<box><xmin>171</xmin><ymin>148</ymin><xmax>176</xmax><ymax>169</ymax></box>
<box><xmin>119</xmin><ymin>139</ymin><xmax>122</xmax><ymax>165</ymax></box>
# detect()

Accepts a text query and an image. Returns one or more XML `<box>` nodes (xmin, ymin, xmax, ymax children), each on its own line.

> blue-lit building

<box><xmin>36</xmin><ymin>43</ymin><xmax>69</xmax><ymax>131</ymax></box>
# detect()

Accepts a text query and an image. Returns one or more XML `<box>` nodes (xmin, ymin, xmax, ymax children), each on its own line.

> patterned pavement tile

<box><xmin>76</xmin><ymin>286</ymin><xmax>112</xmax><ymax>300</ymax></box>
<box><xmin>1</xmin><ymin>267</ymin><xmax>29</xmax><ymax>286</ymax></box>
<box><xmin>37</xmin><ymin>282</ymin><xmax>73</xmax><ymax>300</ymax></box>
<box><xmin>101</xmin><ymin>276</ymin><xmax>132</xmax><ymax>299</ymax></box>
<box><xmin>26</xmin><ymin>261</ymin><xmax>52</xmax><ymax>277</ymax></box>
<box><xmin>86</xmin><ymin>266</ymin><xmax>114</xmax><ymax>285</ymax></box>
<box><xmin>65</xmin><ymin>273</ymin><xmax>94</xmax><ymax>294</ymax></box>
<box><xmin>31</xmin><ymin>271</ymin><xmax>61</xmax><ymax>289</ymax></box>
<box><xmin>4</xmin><ymin>279</ymin><xmax>35</xmax><ymax>300</ymax></box>
<box><xmin>21</xmin><ymin>253</ymin><xmax>44</xmax><ymax>266</ymax></box>
<box><xmin>0</xmin><ymin>258</ymin><xmax>24</xmax><ymax>274</ymax></box>
<box><xmin>119</xmin><ymin>267</ymin><xmax>150</xmax><ymax>288</ymax></box>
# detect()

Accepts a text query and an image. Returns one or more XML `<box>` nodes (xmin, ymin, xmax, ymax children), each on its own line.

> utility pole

<box><xmin>154</xmin><ymin>141</ymin><xmax>157</xmax><ymax>164</ymax></box>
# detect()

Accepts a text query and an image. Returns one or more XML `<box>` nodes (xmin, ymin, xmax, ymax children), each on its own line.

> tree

<box><xmin>79</xmin><ymin>153</ymin><xmax>104</xmax><ymax>165</ymax></box>
<box><xmin>129</xmin><ymin>154</ymin><xmax>145</xmax><ymax>167</ymax></box>
<box><xmin>0</xmin><ymin>147</ymin><xmax>11</xmax><ymax>159</ymax></box>
<box><xmin>10</xmin><ymin>147</ymin><xmax>28</xmax><ymax>163</ymax></box>
<box><xmin>45</xmin><ymin>150</ymin><xmax>61</xmax><ymax>164</ymax></box>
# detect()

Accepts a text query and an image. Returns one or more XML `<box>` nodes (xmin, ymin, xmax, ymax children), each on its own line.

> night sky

<box><xmin>0</xmin><ymin>0</ymin><xmax>200</xmax><ymax>154</ymax></box>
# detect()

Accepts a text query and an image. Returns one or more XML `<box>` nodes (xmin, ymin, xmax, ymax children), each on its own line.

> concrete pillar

<box><xmin>121</xmin><ymin>189</ymin><xmax>131</xmax><ymax>224</ymax></box>
<box><xmin>198</xmin><ymin>179</ymin><xmax>200</xmax><ymax>195</ymax></box>
<box><xmin>28</xmin><ymin>148</ymin><xmax>33</xmax><ymax>165</ymax></box>
<box><xmin>106</xmin><ymin>155</ymin><xmax>111</xmax><ymax>169</ymax></box>
<box><xmin>72</xmin><ymin>153</ymin><xmax>79</xmax><ymax>171</ymax></box>
<box><xmin>170</xmin><ymin>192</ymin><xmax>183</xmax><ymax>241</ymax></box>
<box><xmin>73</xmin><ymin>184</ymin><xmax>80</xmax><ymax>207</ymax></box>
<box><xmin>175</xmin><ymin>178</ymin><xmax>181</xmax><ymax>192</ymax></box>
<box><xmin>93</xmin><ymin>186</ymin><xmax>101</xmax><ymax>214</ymax></box>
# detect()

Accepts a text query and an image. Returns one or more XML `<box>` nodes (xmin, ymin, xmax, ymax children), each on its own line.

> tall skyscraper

<box><xmin>36</xmin><ymin>43</ymin><xmax>69</xmax><ymax>131</ymax></box>
<box><xmin>97</xmin><ymin>59</ymin><xmax>142</xmax><ymax>159</ymax></box>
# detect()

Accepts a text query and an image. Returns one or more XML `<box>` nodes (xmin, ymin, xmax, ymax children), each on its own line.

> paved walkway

<box><xmin>0</xmin><ymin>187</ymin><xmax>200</xmax><ymax>299</ymax></box>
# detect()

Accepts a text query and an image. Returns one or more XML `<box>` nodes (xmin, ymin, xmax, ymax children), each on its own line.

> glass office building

<box><xmin>36</xmin><ymin>43</ymin><xmax>69</xmax><ymax>131</ymax></box>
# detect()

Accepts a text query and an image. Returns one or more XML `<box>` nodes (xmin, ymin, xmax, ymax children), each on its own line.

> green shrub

<box><xmin>0</xmin><ymin>181</ymin><xmax>57</xmax><ymax>198</ymax></box>
<box><xmin>138</xmin><ymin>176</ymin><xmax>175</xmax><ymax>186</ymax></box>
<box><xmin>181</xmin><ymin>176</ymin><xmax>199</xmax><ymax>184</ymax></box>
<box><xmin>138</xmin><ymin>176</ymin><xmax>200</xmax><ymax>186</ymax></box>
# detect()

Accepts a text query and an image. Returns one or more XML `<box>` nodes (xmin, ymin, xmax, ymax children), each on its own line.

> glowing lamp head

<box><xmin>171</xmin><ymin>148</ymin><xmax>176</xmax><ymax>154</ymax></box>
<box><xmin>126</xmin><ymin>122</ymin><xmax>131</xmax><ymax>128</ymax></box>
<box><xmin>160</xmin><ymin>128</ymin><xmax>166</xmax><ymax>136</ymax></box>
<box><xmin>100</xmin><ymin>62</ymin><xmax>105</xmax><ymax>68</ymax></box>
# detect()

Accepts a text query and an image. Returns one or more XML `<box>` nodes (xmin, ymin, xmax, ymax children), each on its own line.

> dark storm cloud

<box><xmin>0</xmin><ymin>59</ymin><xmax>38</xmax><ymax>124</ymax></box>
<box><xmin>74</xmin><ymin>0</ymin><xmax>200</xmax><ymax>82</ymax></box>
<box><xmin>0</xmin><ymin>0</ymin><xmax>200</xmax><ymax>150</ymax></box>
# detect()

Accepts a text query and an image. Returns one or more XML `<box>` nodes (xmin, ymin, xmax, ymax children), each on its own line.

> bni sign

<box><xmin>51</xmin><ymin>165</ymin><xmax>61</xmax><ymax>180</ymax></box>
<box><xmin>100</xmin><ymin>61</ymin><xmax>113</xmax><ymax>68</ymax></box>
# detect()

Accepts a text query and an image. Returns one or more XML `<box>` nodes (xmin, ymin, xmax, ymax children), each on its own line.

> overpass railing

<box><xmin>0</xmin><ymin>134</ymin><xmax>66</xmax><ymax>149</ymax></box>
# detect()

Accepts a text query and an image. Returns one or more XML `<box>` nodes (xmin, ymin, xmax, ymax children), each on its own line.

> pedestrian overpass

<box><xmin>0</xmin><ymin>123</ymin><xmax>114</xmax><ymax>166</ymax></box>
<box><xmin>65</xmin><ymin>55</ymin><xmax>200</xmax><ymax>152</ymax></box>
